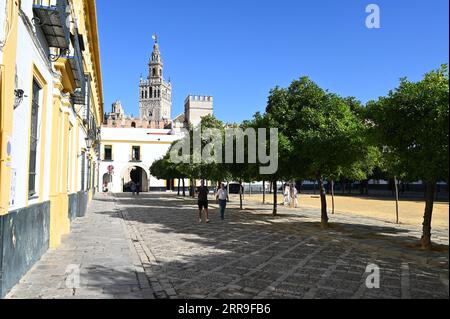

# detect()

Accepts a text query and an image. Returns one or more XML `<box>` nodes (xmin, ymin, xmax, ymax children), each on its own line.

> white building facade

<box><xmin>0</xmin><ymin>0</ymin><xmax>103</xmax><ymax>298</ymax></box>
<box><xmin>99</xmin><ymin>127</ymin><xmax>183</xmax><ymax>193</ymax></box>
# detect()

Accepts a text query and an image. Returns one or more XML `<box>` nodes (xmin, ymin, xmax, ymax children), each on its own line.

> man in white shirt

<box><xmin>216</xmin><ymin>183</ymin><xmax>229</xmax><ymax>220</ymax></box>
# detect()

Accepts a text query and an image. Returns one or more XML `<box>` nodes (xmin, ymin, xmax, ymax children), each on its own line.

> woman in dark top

<box><xmin>197</xmin><ymin>180</ymin><xmax>210</xmax><ymax>223</ymax></box>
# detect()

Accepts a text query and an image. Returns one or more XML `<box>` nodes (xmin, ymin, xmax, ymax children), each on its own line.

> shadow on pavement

<box><xmin>89</xmin><ymin>193</ymin><xmax>449</xmax><ymax>299</ymax></box>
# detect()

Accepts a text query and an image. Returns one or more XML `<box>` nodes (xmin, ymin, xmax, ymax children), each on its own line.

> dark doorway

<box><xmin>166</xmin><ymin>179</ymin><xmax>175</xmax><ymax>191</ymax></box>
<box><xmin>123</xmin><ymin>166</ymin><xmax>148</xmax><ymax>193</ymax></box>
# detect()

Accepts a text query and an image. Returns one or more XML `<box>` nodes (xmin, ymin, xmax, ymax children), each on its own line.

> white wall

<box><xmin>9</xmin><ymin>6</ymin><xmax>53</xmax><ymax>209</ymax></box>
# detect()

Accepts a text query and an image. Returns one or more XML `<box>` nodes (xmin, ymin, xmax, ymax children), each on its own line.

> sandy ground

<box><xmin>242</xmin><ymin>193</ymin><xmax>449</xmax><ymax>230</ymax></box>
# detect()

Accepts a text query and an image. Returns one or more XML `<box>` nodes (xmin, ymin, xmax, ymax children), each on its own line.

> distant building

<box><xmin>99</xmin><ymin>122</ymin><xmax>182</xmax><ymax>193</ymax></box>
<box><xmin>139</xmin><ymin>36</ymin><xmax>172</xmax><ymax>122</ymax></box>
<box><xmin>104</xmin><ymin>100</ymin><xmax>169</xmax><ymax>130</ymax></box>
<box><xmin>100</xmin><ymin>37</ymin><xmax>214</xmax><ymax>193</ymax></box>
<box><xmin>184</xmin><ymin>95</ymin><xmax>214</xmax><ymax>127</ymax></box>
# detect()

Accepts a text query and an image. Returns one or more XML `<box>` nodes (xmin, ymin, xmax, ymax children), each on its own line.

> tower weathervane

<box><xmin>152</xmin><ymin>34</ymin><xmax>158</xmax><ymax>44</ymax></box>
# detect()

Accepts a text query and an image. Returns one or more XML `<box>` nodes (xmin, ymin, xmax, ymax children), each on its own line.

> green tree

<box><xmin>168</xmin><ymin>115</ymin><xmax>228</xmax><ymax>196</ymax></box>
<box><xmin>254</xmin><ymin>101</ymin><xmax>296</xmax><ymax>216</ymax></box>
<box><xmin>270</xmin><ymin>77</ymin><xmax>369</xmax><ymax>228</ymax></box>
<box><xmin>368</xmin><ymin>65</ymin><xmax>449</xmax><ymax>249</ymax></box>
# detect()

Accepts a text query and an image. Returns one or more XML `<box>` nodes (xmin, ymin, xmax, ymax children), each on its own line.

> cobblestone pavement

<box><xmin>116</xmin><ymin>193</ymin><xmax>448</xmax><ymax>299</ymax></box>
<box><xmin>7</xmin><ymin>193</ymin><xmax>154</xmax><ymax>299</ymax></box>
<box><xmin>7</xmin><ymin>193</ymin><xmax>449</xmax><ymax>299</ymax></box>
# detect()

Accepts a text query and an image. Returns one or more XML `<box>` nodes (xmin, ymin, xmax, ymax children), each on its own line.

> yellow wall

<box><xmin>48</xmin><ymin>81</ymin><xmax>64</xmax><ymax>248</ymax></box>
<box><xmin>44</xmin><ymin>0</ymin><xmax>103</xmax><ymax>247</ymax></box>
<box><xmin>0</xmin><ymin>0</ymin><xmax>103</xmax><ymax>250</ymax></box>
<box><xmin>0</xmin><ymin>0</ymin><xmax>19</xmax><ymax>216</ymax></box>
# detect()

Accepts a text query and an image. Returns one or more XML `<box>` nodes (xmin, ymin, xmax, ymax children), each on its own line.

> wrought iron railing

<box><xmin>32</xmin><ymin>0</ymin><xmax>71</xmax><ymax>53</ymax></box>
<box><xmin>33</xmin><ymin>0</ymin><xmax>86</xmax><ymax>105</ymax></box>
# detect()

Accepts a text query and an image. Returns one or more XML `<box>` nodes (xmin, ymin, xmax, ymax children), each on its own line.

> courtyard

<box><xmin>7</xmin><ymin>193</ymin><xmax>449</xmax><ymax>299</ymax></box>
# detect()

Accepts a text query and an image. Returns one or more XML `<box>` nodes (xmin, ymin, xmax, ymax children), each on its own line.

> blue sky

<box><xmin>96</xmin><ymin>0</ymin><xmax>449</xmax><ymax>123</ymax></box>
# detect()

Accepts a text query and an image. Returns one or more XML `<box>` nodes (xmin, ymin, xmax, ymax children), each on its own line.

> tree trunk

<box><xmin>318</xmin><ymin>176</ymin><xmax>329</xmax><ymax>228</ymax></box>
<box><xmin>394</xmin><ymin>176</ymin><xmax>400</xmax><ymax>224</ymax></box>
<box><xmin>182</xmin><ymin>179</ymin><xmax>186</xmax><ymax>197</ymax></box>
<box><xmin>331</xmin><ymin>180</ymin><xmax>335</xmax><ymax>215</ymax></box>
<box><xmin>191</xmin><ymin>179</ymin><xmax>195</xmax><ymax>198</ymax></box>
<box><xmin>273</xmin><ymin>180</ymin><xmax>278</xmax><ymax>216</ymax></box>
<box><xmin>421</xmin><ymin>181</ymin><xmax>436</xmax><ymax>250</ymax></box>
<box><xmin>177</xmin><ymin>179</ymin><xmax>181</xmax><ymax>196</ymax></box>
<box><xmin>239</xmin><ymin>181</ymin><xmax>243</xmax><ymax>210</ymax></box>
<box><xmin>263</xmin><ymin>181</ymin><xmax>266</xmax><ymax>204</ymax></box>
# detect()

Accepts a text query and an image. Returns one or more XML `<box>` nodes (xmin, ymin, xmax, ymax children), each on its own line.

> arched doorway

<box><xmin>122</xmin><ymin>166</ymin><xmax>149</xmax><ymax>193</ymax></box>
<box><xmin>102</xmin><ymin>172</ymin><xmax>113</xmax><ymax>192</ymax></box>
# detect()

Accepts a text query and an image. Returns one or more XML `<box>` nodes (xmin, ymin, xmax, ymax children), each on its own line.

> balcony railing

<box><xmin>32</xmin><ymin>0</ymin><xmax>70</xmax><ymax>50</ymax></box>
<box><xmin>33</xmin><ymin>0</ymin><xmax>86</xmax><ymax>105</ymax></box>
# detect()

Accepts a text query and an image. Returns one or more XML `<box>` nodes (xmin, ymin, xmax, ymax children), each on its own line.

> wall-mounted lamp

<box><xmin>14</xmin><ymin>89</ymin><xmax>25</xmax><ymax>109</ymax></box>
<box><xmin>85</xmin><ymin>127</ymin><xmax>100</xmax><ymax>151</ymax></box>
<box><xmin>85</xmin><ymin>137</ymin><xmax>94</xmax><ymax>151</ymax></box>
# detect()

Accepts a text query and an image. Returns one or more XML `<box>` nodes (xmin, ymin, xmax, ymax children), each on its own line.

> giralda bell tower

<box><xmin>139</xmin><ymin>35</ymin><xmax>172</xmax><ymax>121</ymax></box>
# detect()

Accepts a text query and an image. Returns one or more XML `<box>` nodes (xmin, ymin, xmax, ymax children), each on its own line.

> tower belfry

<box><xmin>139</xmin><ymin>35</ymin><xmax>172</xmax><ymax>121</ymax></box>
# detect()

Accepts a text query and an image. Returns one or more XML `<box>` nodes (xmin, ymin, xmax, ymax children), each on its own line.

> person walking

<box><xmin>216</xmin><ymin>183</ymin><xmax>229</xmax><ymax>220</ymax></box>
<box><xmin>197</xmin><ymin>180</ymin><xmax>210</xmax><ymax>223</ymax></box>
<box><xmin>284</xmin><ymin>184</ymin><xmax>290</xmax><ymax>206</ymax></box>
<box><xmin>293</xmin><ymin>185</ymin><xmax>299</xmax><ymax>208</ymax></box>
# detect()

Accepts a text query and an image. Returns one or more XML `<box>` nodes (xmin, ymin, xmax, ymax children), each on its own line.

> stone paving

<box><xmin>7</xmin><ymin>193</ymin><xmax>153</xmax><ymax>299</ymax></box>
<box><xmin>116</xmin><ymin>193</ymin><xmax>448</xmax><ymax>299</ymax></box>
<box><xmin>6</xmin><ymin>192</ymin><xmax>449</xmax><ymax>299</ymax></box>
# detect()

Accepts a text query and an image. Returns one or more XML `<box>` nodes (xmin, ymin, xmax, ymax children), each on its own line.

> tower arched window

<box><xmin>158</xmin><ymin>90</ymin><xmax>161</xmax><ymax>98</ymax></box>
<box><xmin>150</xmin><ymin>87</ymin><xmax>153</xmax><ymax>98</ymax></box>
<box><xmin>152</xmin><ymin>68</ymin><xmax>156</xmax><ymax>77</ymax></box>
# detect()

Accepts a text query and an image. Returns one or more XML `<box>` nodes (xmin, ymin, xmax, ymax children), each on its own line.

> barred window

<box><xmin>87</xmin><ymin>159</ymin><xmax>91</xmax><ymax>191</ymax></box>
<box><xmin>29</xmin><ymin>80</ymin><xmax>41</xmax><ymax>197</ymax></box>
<box><xmin>132</xmin><ymin>146</ymin><xmax>141</xmax><ymax>161</ymax></box>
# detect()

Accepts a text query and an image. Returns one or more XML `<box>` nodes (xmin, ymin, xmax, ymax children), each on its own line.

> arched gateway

<box><xmin>121</xmin><ymin>165</ymin><xmax>149</xmax><ymax>193</ymax></box>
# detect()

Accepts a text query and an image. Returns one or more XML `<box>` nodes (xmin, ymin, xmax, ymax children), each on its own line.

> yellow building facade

<box><xmin>0</xmin><ymin>0</ymin><xmax>103</xmax><ymax>298</ymax></box>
